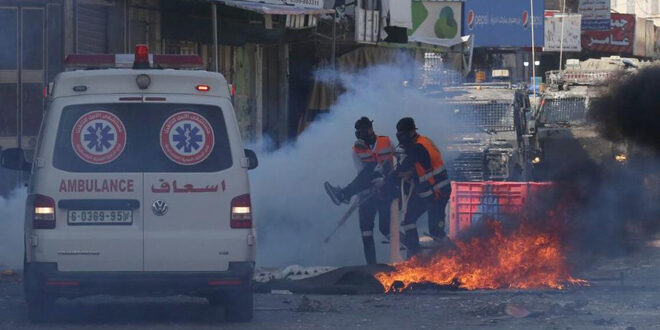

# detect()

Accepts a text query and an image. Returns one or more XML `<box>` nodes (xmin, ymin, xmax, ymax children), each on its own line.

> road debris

<box><xmin>255</xmin><ymin>265</ymin><xmax>337</xmax><ymax>283</ymax></box>
<box><xmin>296</xmin><ymin>296</ymin><xmax>337</xmax><ymax>313</ymax></box>
<box><xmin>504</xmin><ymin>303</ymin><xmax>531</xmax><ymax>318</ymax></box>
<box><xmin>270</xmin><ymin>290</ymin><xmax>293</xmax><ymax>295</ymax></box>
<box><xmin>592</xmin><ymin>317</ymin><xmax>617</xmax><ymax>326</ymax></box>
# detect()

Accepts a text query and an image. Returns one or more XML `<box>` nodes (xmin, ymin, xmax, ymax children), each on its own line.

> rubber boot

<box><xmin>428</xmin><ymin>224</ymin><xmax>446</xmax><ymax>241</ymax></box>
<box><xmin>324</xmin><ymin>182</ymin><xmax>348</xmax><ymax>206</ymax></box>
<box><xmin>362</xmin><ymin>236</ymin><xmax>377</xmax><ymax>265</ymax></box>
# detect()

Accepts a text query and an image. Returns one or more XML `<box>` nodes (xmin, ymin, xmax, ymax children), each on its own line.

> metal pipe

<box><xmin>212</xmin><ymin>2</ymin><xmax>219</xmax><ymax>72</ymax></box>
<box><xmin>331</xmin><ymin>11</ymin><xmax>337</xmax><ymax>98</ymax></box>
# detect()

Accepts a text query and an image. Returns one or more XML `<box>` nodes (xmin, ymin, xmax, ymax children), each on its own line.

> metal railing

<box><xmin>448</xmin><ymin>151</ymin><xmax>484</xmax><ymax>181</ymax></box>
<box><xmin>545</xmin><ymin>70</ymin><xmax>615</xmax><ymax>85</ymax></box>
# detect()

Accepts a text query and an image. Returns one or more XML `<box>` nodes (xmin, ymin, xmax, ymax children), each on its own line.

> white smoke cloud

<box><xmin>0</xmin><ymin>187</ymin><xmax>26</xmax><ymax>270</ymax></box>
<box><xmin>250</xmin><ymin>61</ymin><xmax>460</xmax><ymax>268</ymax></box>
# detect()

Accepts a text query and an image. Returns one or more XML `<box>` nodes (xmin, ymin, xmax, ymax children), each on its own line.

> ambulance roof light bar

<box><xmin>64</xmin><ymin>48</ymin><xmax>204</xmax><ymax>70</ymax></box>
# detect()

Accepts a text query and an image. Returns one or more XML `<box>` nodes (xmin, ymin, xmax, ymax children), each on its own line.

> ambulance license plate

<box><xmin>68</xmin><ymin>210</ymin><xmax>133</xmax><ymax>225</ymax></box>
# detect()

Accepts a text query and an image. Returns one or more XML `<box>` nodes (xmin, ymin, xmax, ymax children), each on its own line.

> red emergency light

<box><xmin>133</xmin><ymin>44</ymin><xmax>150</xmax><ymax>69</ymax></box>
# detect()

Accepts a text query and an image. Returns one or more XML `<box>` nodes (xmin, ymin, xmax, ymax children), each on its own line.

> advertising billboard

<box><xmin>544</xmin><ymin>14</ymin><xmax>582</xmax><ymax>52</ymax></box>
<box><xmin>408</xmin><ymin>1</ymin><xmax>463</xmax><ymax>46</ymax></box>
<box><xmin>633</xmin><ymin>18</ymin><xmax>656</xmax><ymax>57</ymax></box>
<box><xmin>582</xmin><ymin>13</ymin><xmax>634</xmax><ymax>54</ymax></box>
<box><xmin>578</xmin><ymin>0</ymin><xmax>611</xmax><ymax>30</ymax></box>
<box><xmin>464</xmin><ymin>0</ymin><xmax>544</xmax><ymax>47</ymax></box>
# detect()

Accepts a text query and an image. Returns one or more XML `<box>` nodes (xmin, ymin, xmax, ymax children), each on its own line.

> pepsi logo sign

<box><xmin>467</xmin><ymin>10</ymin><xmax>475</xmax><ymax>30</ymax></box>
<box><xmin>522</xmin><ymin>10</ymin><xmax>529</xmax><ymax>28</ymax></box>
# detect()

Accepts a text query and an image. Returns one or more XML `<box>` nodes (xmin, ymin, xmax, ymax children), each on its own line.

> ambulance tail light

<box><xmin>32</xmin><ymin>194</ymin><xmax>56</xmax><ymax>229</ymax></box>
<box><xmin>230</xmin><ymin>194</ymin><xmax>252</xmax><ymax>228</ymax></box>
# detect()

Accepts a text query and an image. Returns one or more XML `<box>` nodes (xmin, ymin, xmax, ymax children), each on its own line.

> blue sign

<box><xmin>582</xmin><ymin>19</ymin><xmax>611</xmax><ymax>31</ymax></box>
<box><xmin>463</xmin><ymin>0</ymin><xmax>545</xmax><ymax>47</ymax></box>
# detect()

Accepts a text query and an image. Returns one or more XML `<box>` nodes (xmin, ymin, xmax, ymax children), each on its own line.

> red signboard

<box><xmin>582</xmin><ymin>13</ymin><xmax>635</xmax><ymax>54</ymax></box>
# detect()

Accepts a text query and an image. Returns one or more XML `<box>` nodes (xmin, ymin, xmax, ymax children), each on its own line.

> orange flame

<box><xmin>375</xmin><ymin>220</ymin><xmax>588</xmax><ymax>292</ymax></box>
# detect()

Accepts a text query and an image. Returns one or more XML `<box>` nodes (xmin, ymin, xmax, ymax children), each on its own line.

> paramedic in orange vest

<box><xmin>325</xmin><ymin>117</ymin><xmax>395</xmax><ymax>264</ymax></box>
<box><xmin>393</xmin><ymin>117</ymin><xmax>451</xmax><ymax>257</ymax></box>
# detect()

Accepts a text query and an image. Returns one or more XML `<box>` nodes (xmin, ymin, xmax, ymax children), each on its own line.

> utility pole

<box><xmin>211</xmin><ymin>3</ymin><xmax>219</xmax><ymax>72</ymax></box>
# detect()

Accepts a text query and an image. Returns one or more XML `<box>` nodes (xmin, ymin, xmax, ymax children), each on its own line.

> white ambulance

<box><xmin>0</xmin><ymin>45</ymin><xmax>258</xmax><ymax>323</ymax></box>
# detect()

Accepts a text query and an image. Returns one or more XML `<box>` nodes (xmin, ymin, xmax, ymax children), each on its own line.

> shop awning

<box><xmin>212</xmin><ymin>0</ymin><xmax>335</xmax><ymax>15</ymax></box>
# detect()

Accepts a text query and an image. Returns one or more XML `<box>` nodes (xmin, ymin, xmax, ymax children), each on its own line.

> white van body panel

<box><xmin>29</xmin><ymin>95</ymin><xmax>145</xmax><ymax>271</ymax></box>
<box><xmin>142</xmin><ymin>95</ymin><xmax>252</xmax><ymax>272</ymax></box>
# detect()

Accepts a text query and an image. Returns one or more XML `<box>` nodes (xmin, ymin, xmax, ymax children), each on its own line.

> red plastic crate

<box><xmin>448</xmin><ymin>181</ymin><xmax>553</xmax><ymax>238</ymax></box>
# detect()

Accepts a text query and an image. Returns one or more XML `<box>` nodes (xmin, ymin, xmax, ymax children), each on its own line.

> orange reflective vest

<box><xmin>352</xmin><ymin>136</ymin><xmax>394</xmax><ymax>170</ymax></box>
<box><xmin>414</xmin><ymin>135</ymin><xmax>450</xmax><ymax>199</ymax></box>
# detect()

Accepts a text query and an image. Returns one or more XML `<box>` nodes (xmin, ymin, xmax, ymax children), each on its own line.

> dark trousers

<box><xmin>359</xmin><ymin>196</ymin><xmax>391</xmax><ymax>265</ymax></box>
<box><xmin>400</xmin><ymin>194</ymin><xmax>450</xmax><ymax>257</ymax></box>
<box><xmin>343</xmin><ymin>166</ymin><xmax>375</xmax><ymax>199</ymax></box>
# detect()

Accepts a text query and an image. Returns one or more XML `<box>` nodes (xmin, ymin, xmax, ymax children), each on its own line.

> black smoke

<box><xmin>555</xmin><ymin>66</ymin><xmax>660</xmax><ymax>261</ymax></box>
<box><xmin>589</xmin><ymin>66</ymin><xmax>660</xmax><ymax>152</ymax></box>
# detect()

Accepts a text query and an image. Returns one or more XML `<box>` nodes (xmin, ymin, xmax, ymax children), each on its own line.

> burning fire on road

<box><xmin>375</xmin><ymin>219</ymin><xmax>588</xmax><ymax>292</ymax></box>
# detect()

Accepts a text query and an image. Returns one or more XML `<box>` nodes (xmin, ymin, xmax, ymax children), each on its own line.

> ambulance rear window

<box><xmin>53</xmin><ymin>103</ymin><xmax>232</xmax><ymax>172</ymax></box>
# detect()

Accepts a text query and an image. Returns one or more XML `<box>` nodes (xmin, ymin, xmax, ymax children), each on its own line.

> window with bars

<box><xmin>540</xmin><ymin>97</ymin><xmax>587</xmax><ymax>124</ymax></box>
<box><xmin>447</xmin><ymin>102</ymin><xmax>515</xmax><ymax>132</ymax></box>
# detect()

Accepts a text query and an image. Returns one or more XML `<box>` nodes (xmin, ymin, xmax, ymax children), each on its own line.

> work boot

<box><xmin>425</xmin><ymin>231</ymin><xmax>454</xmax><ymax>251</ymax></box>
<box><xmin>324</xmin><ymin>182</ymin><xmax>349</xmax><ymax>206</ymax></box>
<box><xmin>427</xmin><ymin>230</ymin><xmax>447</xmax><ymax>242</ymax></box>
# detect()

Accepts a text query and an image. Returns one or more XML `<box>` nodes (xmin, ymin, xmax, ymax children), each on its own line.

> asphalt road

<box><xmin>1</xmin><ymin>251</ymin><xmax>660</xmax><ymax>329</ymax></box>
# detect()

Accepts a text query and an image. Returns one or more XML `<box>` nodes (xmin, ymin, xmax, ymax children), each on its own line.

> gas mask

<box><xmin>355</xmin><ymin>128</ymin><xmax>376</xmax><ymax>145</ymax></box>
<box><xmin>396</xmin><ymin>130</ymin><xmax>414</xmax><ymax>145</ymax></box>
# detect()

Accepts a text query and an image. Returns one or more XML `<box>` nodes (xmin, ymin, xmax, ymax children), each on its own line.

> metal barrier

<box><xmin>541</xmin><ymin>97</ymin><xmax>587</xmax><ymax>123</ymax></box>
<box><xmin>447</xmin><ymin>102</ymin><xmax>515</xmax><ymax>132</ymax></box>
<box><xmin>545</xmin><ymin>70</ymin><xmax>614</xmax><ymax>85</ymax></box>
<box><xmin>448</xmin><ymin>181</ymin><xmax>553</xmax><ymax>238</ymax></box>
<box><xmin>448</xmin><ymin>151</ymin><xmax>485</xmax><ymax>182</ymax></box>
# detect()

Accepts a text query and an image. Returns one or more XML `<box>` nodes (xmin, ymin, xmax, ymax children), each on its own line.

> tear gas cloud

<box><xmin>250</xmin><ymin>59</ymin><xmax>462</xmax><ymax>267</ymax></box>
<box><xmin>0</xmin><ymin>187</ymin><xmax>26</xmax><ymax>270</ymax></box>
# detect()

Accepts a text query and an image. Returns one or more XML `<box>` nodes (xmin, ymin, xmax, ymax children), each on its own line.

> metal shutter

<box><xmin>77</xmin><ymin>3</ymin><xmax>107</xmax><ymax>54</ymax></box>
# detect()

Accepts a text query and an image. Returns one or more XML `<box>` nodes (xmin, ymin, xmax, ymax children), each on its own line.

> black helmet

<box><xmin>396</xmin><ymin>117</ymin><xmax>417</xmax><ymax>132</ymax></box>
<box><xmin>354</xmin><ymin>116</ymin><xmax>373</xmax><ymax>130</ymax></box>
